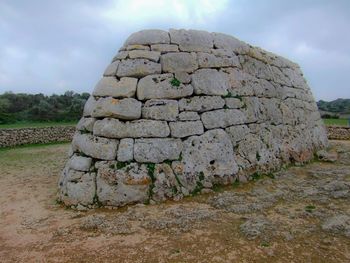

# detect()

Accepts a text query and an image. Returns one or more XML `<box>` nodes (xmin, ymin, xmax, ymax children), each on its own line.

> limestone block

<box><xmin>174</xmin><ymin>71</ymin><xmax>191</xmax><ymax>83</ymax></box>
<box><xmin>179</xmin><ymin>129</ymin><xmax>238</xmax><ymax>185</ymax></box>
<box><xmin>128</xmin><ymin>50</ymin><xmax>161</xmax><ymax>62</ymax></box>
<box><xmin>126</xmin><ymin>44</ymin><xmax>150</xmax><ymax>51</ymax></box>
<box><xmin>92</xmin><ymin>77</ymin><xmax>137</xmax><ymax>98</ymax></box>
<box><xmin>201</xmin><ymin>109</ymin><xmax>247</xmax><ymax>129</ymax></box>
<box><xmin>161</xmin><ymin>52</ymin><xmax>198</xmax><ymax>73</ymax></box>
<box><xmin>96</xmin><ymin>163</ymin><xmax>151</xmax><ymax>207</ymax></box>
<box><xmin>83</xmin><ymin>96</ymin><xmax>97</xmax><ymax>117</ymax></box>
<box><xmin>93</xmin><ymin>118</ymin><xmax>170</xmax><ymax>138</ymax></box>
<box><xmin>91</xmin><ymin>97</ymin><xmax>141</xmax><ymax>120</ymax></box>
<box><xmin>124</xmin><ymin>29</ymin><xmax>170</xmax><ymax>45</ymax></box>
<box><xmin>117</xmin><ymin>138</ymin><xmax>134</xmax><ymax>162</ymax></box>
<box><xmin>224</xmin><ymin>98</ymin><xmax>244</xmax><ymax>109</ymax></box>
<box><xmin>192</xmin><ymin>69</ymin><xmax>229</xmax><ymax>96</ymax></box>
<box><xmin>225</xmin><ymin>125</ymin><xmax>251</xmax><ymax>145</ymax></box>
<box><xmin>103</xmin><ymin>61</ymin><xmax>119</xmax><ymax>76</ymax></box>
<box><xmin>178</xmin><ymin>111</ymin><xmax>200</xmax><ymax>121</ymax></box>
<box><xmin>72</xmin><ymin>133</ymin><xmax>119</xmax><ymax>160</ymax></box>
<box><xmin>152</xmin><ymin>164</ymin><xmax>182</xmax><ymax>201</ymax></box>
<box><xmin>76</xmin><ymin>117</ymin><xmax>96</xmax><ymax>132</ymax></box>
<box><xmin>197</xmin><ymin>52</ymin><xmax>240</xmax><ymax>68</ymax></box>
<box><xmin>169</xmin><ymin>29</ymin><xmax>213</xmax><ymax>52</ymax></box>
<box><xmin>117</xmin><ymin>59</ymin><xmax>161</xmax><ymax>78</ymax></box>
<box><xmin>69</xmin><ymin>154</ymin><xmax>92</xmax><ymax>172</ymax></box>
<box><xmin>65</xmin><ymin>172</ymin><xmax>96</xmax><ymax>206</ymax></box>
<box><xmin>169</xmin><ymin>120</ymin><xmax>204</xmax><ymax>138</ymax></box>
<box><xmin>212</xmin><ymin>32</ymin><xmax>250</xmax><ymax>54</ymax></box>
<box><xmin>151</xmin><ymin>44</ymin><xmax>179</xmax><ymax>53</ymax></box>
<box><xmin>142</xmin><ymin>99</ymin><xmax>179</xmax><ymax>121</ymax></box>
<box><xmin>178</xmin><ymin>96</ymin><xmax>225</xmax><ymax>112</ymax></box>
<box><xmin>134</xmin><ymin>138</ymin><xmax>183</xmax><ymax>163</ymax></box>
<box><xmin>112</xmin><ymin>50</ymin><xmax>128</xmax><ymax>61</ymax></box>
<box><xmin>137</xmin><ymin>73</ymin><xmax>193</xmax><ymax>100</ymax></box>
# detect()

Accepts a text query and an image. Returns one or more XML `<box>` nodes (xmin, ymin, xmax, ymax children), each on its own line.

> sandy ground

<box><xmin>0</xmin><ymin>141</ymin><xmax>349</xmax><ymax>263</ymax></box>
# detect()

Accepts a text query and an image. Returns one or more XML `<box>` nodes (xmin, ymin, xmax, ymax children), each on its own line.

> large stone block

<box><xmin>197</xmin><ymin>52</ymin><xmax>240</xmax><ymax>68</ymax></box>
<box><xmin>68</xmin><ymin>154</ymin><xmax>92</xmax><ymax>172</ymax></box>
<box><xmin>71</xmin><ymin>133</ymin><xmax>119</xmax><ymax>160</ymax></box>
<box><xmin>76</xmin><ymin>117</ymin><xmax>96</xmax><ymax>132</ymax></box>
<box><xmin>103</xmin><ymin>61</ymin><xmax>119</xmax><ymax>76</ymax></box>
<box><xmin>151</xmin><ymin>44</ymin><xmax>179</xmax><ymax>53</ymax></box>
<box><xmin>128</xmin><ymin>50</ymin><xmax>161</xmax><ymax>62</ymax></box>
<box><xmin>212</xmin><ymin>32</ymin><xmax>250</xmax><ymax>54</ymax></box>
<box><xmin>83</xmin><ymin>96</ymin><xmax>97</xmax><ymax>117</ymax></box>
<box><xmin>124</xmin><ymin>29</ymin><xmax>170</xmax><ymax>45</ymax></box>
<box><xmin>137</xmin><ymin>73</ymin><xmax>193</xmax><ymax>100</ymax></box>
<box><xmin>178</xmin><ymin>111</ymin><xmax>200</xmax><ymax>121</ymax></box>
<box><xmin>169</xmin><ymin>121</ymin><xmax>204</xmax><ymax>138</ymax></box>
<box><xmin>117</xmin><ymin>59</ymin><xmax>161</xmax><ymax>78</ymax></box>
<box><xmin>96</xmin><ymin>163</ymin><xmax>151</xmax><ymax>207</ymax></box>
<box><xmin>142</xmin><ymin>99</ymin><xmax>179</xmax><ymax>121</ymax></box>
<box><xmin>117</xmin><ymin>138</ymin><xmax>134</xmax><ymax>162</ymax></box>
<box><xmin>91</xmin><ymin>97</ymin><xmax>141</xmax><ymax>120</ymax></box>
<box><xmin>92</xmin><ymin>77</ymin><xmax>137</xmax><ymax>98</ymax></box>
<box><xmin>169</xmin><ymin>29</ymin><xmax>213</xmax><ymax>52</ymax></box>
<box><xmin>178</xmin><ymin>96</ymin><xmax>225</xmax><ymax>112</ymax></box>
<box><xmin>192</xmin><ymin>69</ymin><xmax>229</xmax><ymax>96</ymax></box>
<box><xmin>93</xmin><ymin>118</ymin><xmax>170</xmax><ymax>138</ymax></box>
<box><xmin>64</xmin><ymin>172</ymin><xmax>96</xmax><ymax>206</ymax></box>
<box><xmin>201</xmin><ymin>109</ymin><xmax>247</xmax><ymax>129</ymax></box>
<box><xmin>160</xmin><ymin>52</ymin><xmax>198</xmax><ymax>73</ymax></box>
<box><xmin>134</xmin><ymin>138</ymin><xmax>183</xmax><ymax>163</ymax></box>
<box><xmin>176</xmin><ymin>129</ymin><xmax>238</xmax><ymax>186</ymax></box>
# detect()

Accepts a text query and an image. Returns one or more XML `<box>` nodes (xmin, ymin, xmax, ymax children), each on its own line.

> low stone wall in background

<box><xmin>327</xmin><ymin>126</ymin><xmax>350</xmax><ymax>140</ymax></box>
<box><xmin>0</xmin><ymin>126</ymin><xmax>76</xmax><ymax>148</ymax></box>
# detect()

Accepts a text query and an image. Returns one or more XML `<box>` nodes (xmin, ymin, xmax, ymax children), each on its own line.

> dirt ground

<box><xmin>0</xmin><ymin>141</ymin><xmax>349</xmax><ymax>263</ymax></box>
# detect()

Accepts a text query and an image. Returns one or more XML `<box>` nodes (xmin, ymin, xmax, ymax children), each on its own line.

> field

<box><xmin>0</xmin><ymin>142</ymin><xmax>350</xmax><ymax>262</ymax></box>
<box><xmin>323</xmin><ymin>118</ymin><xmax>349</xmax><ymax>126</ymax></box>
<box><xmin>0</xmin><ymin>121</ymin><xmax>76</xmax><ymax>129</ymax></box>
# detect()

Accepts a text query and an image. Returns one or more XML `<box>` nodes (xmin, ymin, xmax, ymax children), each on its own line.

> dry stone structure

<box><xmin>59</xmin><ymin>29</ymin><xmax>328</xmax><ymax>208</ymax></box>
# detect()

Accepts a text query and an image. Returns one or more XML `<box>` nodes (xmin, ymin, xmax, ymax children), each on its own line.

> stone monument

<box><xmin>58</xmin><ymin>29</ymin><xmax>328</xmax><ymax>208</ymax></box>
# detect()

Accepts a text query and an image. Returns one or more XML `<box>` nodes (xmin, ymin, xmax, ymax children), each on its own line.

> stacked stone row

<box><xmin>59</xmin><ymin>29</ymin><xmax>328</xmax><ymax>208</ymax></box>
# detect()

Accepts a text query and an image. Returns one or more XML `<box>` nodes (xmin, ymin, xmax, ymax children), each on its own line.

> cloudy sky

<box><xmin>0</xmin><ymin>0</ymin><xmax>349</xmax><ymax>100</ymax></box>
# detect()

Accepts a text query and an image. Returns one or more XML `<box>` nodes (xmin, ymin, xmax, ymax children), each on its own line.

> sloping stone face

<box><xmin>59</xmin><ymin>29</ymin><xmax>328</xmax><ymax>209</ymax></box>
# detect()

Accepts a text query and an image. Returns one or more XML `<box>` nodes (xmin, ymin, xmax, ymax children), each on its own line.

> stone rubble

<box><xmin>59</xmin><ymin>29</ymin><xmax>328</xmax><ymax>208</ymax></box>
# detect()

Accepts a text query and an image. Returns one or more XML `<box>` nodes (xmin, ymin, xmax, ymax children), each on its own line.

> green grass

<box><xmin>322</xmin><ymin>118</ymin><xmax>348</xmax><ymax>126</ymax></box>
<box><xmin>0</xmin><ymin>121</ymin><xmax>77</xmax><ymax>129</ymax></box>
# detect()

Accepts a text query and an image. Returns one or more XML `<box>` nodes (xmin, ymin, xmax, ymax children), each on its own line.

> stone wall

<box><xmin>58</xmin><ymin>29</ymin><xmax>328</xmax><ymax>209</ymax></box>
<box><xmin>327</xmin><ymin>126</ymin><xmax>350</xmax><ymax>140</ymax></box>
<box><xmin>0</xmin><ymin>126</ymin><xmax>75</xmax><ymax>148</ymax></box>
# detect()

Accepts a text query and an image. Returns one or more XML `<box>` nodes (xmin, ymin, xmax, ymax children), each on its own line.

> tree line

<box><xmin>0</xmin><ymin>91</ymin><xmax>89</xmax><ymax>124</ymax></box>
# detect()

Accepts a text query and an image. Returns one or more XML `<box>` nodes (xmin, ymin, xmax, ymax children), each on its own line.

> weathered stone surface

<box><xmin>93</xmin><ymin>118</ymin><xmax>170</xmax><ymax>138</ymax></box>
<box><xmin>124</xmin><ymin>29</ymin><xmax>170</xmax><ymax>45</ymax></box>
<box><xmin>126</xmin><ymin>44</ymin><xmax>150</xmax><ymax>51</ymax></box>
<box><xmin>174</xmin><ymin>71</ymin><xmax>191</xmax><ymax>83</ymax></box>
<box><xmin>152</xmin><ymin>164</ymin><xmax>182</xmax><ymax>201</ymax></box>
<box><xmin>137</xmin><ymin>73</ymin><xmax>193</xmax><ymax>100</ymax></box>
<box><xmin>178</xmin><ymin>111</ymin><xmax>200</xmax><ymax>121</ymax></box>
<box><xmin>201</xmin><ymin>109</ymin><xmax>247</xmax><ymax>129</ymax></box>
<box><xmin>69</xmin><ymin>154</ymin><xmax>92</xmax><ymax>172</ymax></box>
<box><xmin>197</xmin><ymin>52</ymin><xmax>240</xmax><ymax>68</ymax></box>
<box><xmin>161</xmin><ymin>52</ymin><xmax>198</xmax><ymax>73</ymax></box>
<box><xmin>142</xmin><ymin>99</ymin><xmax>179</xmax><ymax>121</ymax></box>
<box><xmin>117</xmin><ymin>59</ymin><xmax>161</xmax><ymax>78</ymax></box>
<box><xmin>170</xmin><ymin>29</ymin><xmax>213</xmax><ymax>52</ymax></box>
<box><xmin>117</xmin><ymin>138</ymin><xmax>134</xmax><ymax>162</ymax></box>
<box><xmin>128</xmin><ymin>50</ymin><xmax>161</xmax><ymax>62</ymax></box>
<box><xmin>71</xmin><ymin>133</ymin><xmax>119</xmax><ymax>160</ymax></box>
<box><xmin>169</xmin><ymin>121</ymin><xmax>204</xmax><ymax>138</ymax></box>
<box><xmin>225</xmin><ymin>98</ymin><xmax>244</xmax><ymax>109</ymax></box>
<box><xmin>212</xmin><ymin>32</ymin><xmax>250</xmax><ymax>54</ymax></box>
<box><xmin>112</xmin><ymin>51</ymin><xmax>128</xmax><ymax>61</ymax></box>
<box><xmin>151</xmin><ymin>44</ymin><xmax>179</xmax><ymax>53</ymax></box>
<box><xmin>192</xmin><ymin>69</ymin><xmax>229</xmax><ymax>96</ymax></box>
<box><xmin>174</xmin><ymin>129</ymin><xmax>238</xmax><ymax>189</ymax></box>
<box><xmin>96</xmin><ymin>163</ymin><xmax>151</xmax><ymax>207</ymax></box>
<box><xmin>134</xmin><ymin>138</ymin><xmax>183</xmax><ymax>163</ymax></box>
<box><xmin>178</xmin><ymin>96</ymin><xmax>225</xmax><ymax>112</ymax></box>
<box><xmin>76</xmin><ymin>117</ymin><xmax>96</xmax><ymax>132</ymax></box>
<box><xmin>92</xmin><ymin>77</ymin><xmax>137</xmax><ymax>98</ymax></box>
<box><xmin>103</xmin><ymin>61</ymin><xmax>119</xmax><ymax>76</ymax></box>
<box><xmin>225</xmin><ymin>125</ymin><xmax>251</xmax><ymax>145</ymax></box>
<box><xmin>83</xmin><ymin>96</ymin><xmax>97</xmax><ymax>117</ymax></box>
<box><xmin>91</xmin><ymin>97</ymin><xmax>141</xmax><ymax>120</ymax></box>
